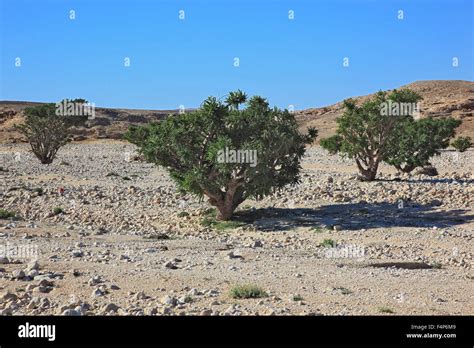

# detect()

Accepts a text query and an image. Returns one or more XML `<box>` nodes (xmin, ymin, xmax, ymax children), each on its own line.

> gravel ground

<box><xmin>0</xmin><ymin>141</ymin><xmax>473</xmax><ymax>316</ymax></box>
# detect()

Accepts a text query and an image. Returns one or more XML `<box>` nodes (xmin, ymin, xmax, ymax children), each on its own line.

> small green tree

<box><xmin>15</xmin><ymin>100</ymin><xmax>89</xmax><ymax>164</ymax></box>
<box><xmin>451</xmin><ymin>136</ymin><xmax>472</xmax><ymax>152</ymax></box>
<box><xmin>384</xmin><ymin>117</ymin><xmax>461</xmax><ymax>173</ymax></box>
<box><xmin>320</xmin><ymin>89</ymin><xmax>422</xmax><ymax>181</ymax></box>
<box><xmin>126</xmin><ymin>91</ymin><xmax>317</xmax><ymax>220</ymax></box>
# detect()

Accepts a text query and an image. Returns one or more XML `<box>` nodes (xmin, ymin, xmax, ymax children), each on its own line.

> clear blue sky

<box><xmin>1</xmin><ymin>0</ymin><xmax>472</xmax><ymax>110</ymax></box>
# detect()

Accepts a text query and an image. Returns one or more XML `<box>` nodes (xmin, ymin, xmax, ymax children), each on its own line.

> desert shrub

<box><xmin>0</xmin><ymin>209</ymin><xmax>15</xmax><ymax>219</ymax></box>
<box><xmin>230</xmin><ymin>285</ymin><xmax>268</xmax><ymax>299</ymax></box>
<box><xmin>384</xmin><ymin>117</ymin><xmax>460</xmax><ymax>173</ymax></box>
<box><xmin>53</xmin><ymin>207</ymin><xmax>64</xmax><ymax>215</ymax></box>
<box><xmin>15</xmin><ymin>100</ymin><xmax>89</xmax><ymax>164</ymax></box>
<box><xmin>33</xmin><ymin>187</ymin><xmax>44</xmax><ymax>196</ymax></box>
<box><xmin>320</xmin><ymin>89</ymin><xmax>422</xmax><ymax>181</ymax></box>
<box><xmin>292</xmin><ymin>294</ymin><xmax>304</xmax><ymax>301</ymax></box>
<box><xmin>451</xmin><ymin>136</ymin><xmax>472</xmax><ymax>152</ymax></box>
<box><xmin>377</xmin><ymin>307</ymin><xmax>394</xmax><ymax>314</ymax></box>
<box><xmin>126</xmin><ymin>91</ymin><xmax>316</xmax><ymax>220</ymax></box>
<box><xmin>320</xmin><ymin>239</ymin><xmax>336</xmax><ymax>248</ymax></box>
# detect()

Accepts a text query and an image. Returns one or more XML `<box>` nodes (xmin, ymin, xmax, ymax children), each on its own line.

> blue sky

<box><xmin>1</xmin><ymin>0</ymin><xmax>472</xmax><ymax>110</ymax></box>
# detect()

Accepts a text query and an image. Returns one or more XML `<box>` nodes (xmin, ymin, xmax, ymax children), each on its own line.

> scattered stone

<box><xmin>12</xmin><ymin>269</ymin><xmax>25</xmax><ymax>280</ymax></box>
<box><xmin>160</xmin><ymin>295</ymin><xmax>177</xmax><ymax>307</ymax></box>
<box><xmin>62</xmin><ymin>309</ymin><xmax>81</xmax><ymax>316</ymax></box>
<box><xmin>27</xmin><ymin>260</ymin><xmax>40</xmax><ymax>271</ymax></box>
<box><xmin>71</xmin><ymin>250</ymin><xmax>84</xmax><ymax>258</ymax></box>
<box><xmin>91</xmin><ymin>288</ymin><xmax>105</xmax><ymax>297</ymax></box>
<box><xmin>164</xmin><ymin>260</ymin><xmax>178</xmax><ymax>269</ymax></box>
<box><xmin>1</xmin><ymin>291</ymin><xmax>18</xmax><ymax>302</ymax></box>
<box><xmin>102</xmin><ymin>303</ymin><xmax>120</xmax><ymax>313</ymax></box>
<box><xmin>133</xmin><ymin>291</ymin><xmax>148</xmax><ymax>300</ymax></box>
<box><xmin>227</xmin><ymin>251</ymin><xmax>244</xmax><ymax>259</ymax></box>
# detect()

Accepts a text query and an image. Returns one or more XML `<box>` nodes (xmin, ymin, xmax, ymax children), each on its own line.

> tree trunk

<box><xmin>355</xmin><ymin>158</ymin><xmax>379</xmax><ymax>181</ymax></box>
<box><xmin>216</xmin><ymin>200</ymin><xmax>234</xmax><ymax>221</ymax></box>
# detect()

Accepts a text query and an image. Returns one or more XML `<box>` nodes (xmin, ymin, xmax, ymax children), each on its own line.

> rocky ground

<box><xmin>0</xmin><ymin>141</ymin><xmax>473</xmax><ymax>316</ymax></box>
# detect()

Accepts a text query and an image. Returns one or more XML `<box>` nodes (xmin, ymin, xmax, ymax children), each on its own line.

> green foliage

<box><xmin>0</xmin><ymin>209</ymin><xmax>15</xmax><ymax>219</ymax></box>
<box><xmin>334</xmin><ymin>287</ymin><xmax>352</xmax><ymax>295</ymax></box>
<box><xmin>225</xmin><ymin>89</ymin><xmax>247</xmax><ymax>110</ymax></box>
<box><xmin>430</xmin><ymin>261</ymin><xmax>442</xmax><ymax>269</ymax></box>
<box><xmin>183</xmin><ymin>295</ymin><xmax>193</xmax><ymax>303</ymax></box>
<box><xmin>200</xmin><ymin>212</ymin><xmax>246</xmax><ymax>231</ymax></box>
<box><xmin>385</xmin><ymin>117</ymin><xmax>460</xmax><ymax>173</ymax></box>
<box><xmin>33</xmin><ymin>187</ymin><xmax>44</xmax><ymax>196</ymax></box>
<box><xmin>15</xmin><ymin>100</ymin><xmax>88</xmax><ymax>164</ymax></box>
<box><xmin>126</xmin><ymin>91</ymin><xmax>317</xmax><ymax>220</ymax></box>
<box><xmin>451</xmin><ymin>136</ymin><xmax>472</xmax><ymax>152</ymax></box>
<box><xmin>53</xmin><ymin>207</ymin><xmax>64</xmax><ymax>215</ymax></box>
<box><xmin>292</xmin><ymin>294</ymin><xmax>304</xmax><ymax>301</ymax></box>
<box><xmin>230</xmin><ymin>285</ymin><xmax>268</xmax><ymax>299</ymax></box>
<box><xmin>377</xmin><ymin>307</ymin><xmax>394</xmax><ymax>314</ymax></box>
<box><xmin>320</xmin><ymin>135</ymin><xmax>342</xmax><ymax>155</ymax></box>
<box><xmin>319</xmin><ymin>89</ymin><xmax>422</xmax><ymax>180</ymax></box>
<box><xmin>320</xmin><ymin>239</ymin><xmax>336</xmax><ymax>247</ymax></box>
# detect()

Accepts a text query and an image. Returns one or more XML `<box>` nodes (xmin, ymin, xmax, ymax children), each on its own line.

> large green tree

<box><xmin>320</xmin><ymin>89</ymin><xmax>422</xmax><ymax>181</ymax></box>
<box><xmin>126</xmin><ymin>91</ymin><xmax>317</xmax><ymax>220</ymax></box>
<box><xmin>384</xmin><ymin>117</ymin><xmax>461</xmax><ymax>173</ymax></box>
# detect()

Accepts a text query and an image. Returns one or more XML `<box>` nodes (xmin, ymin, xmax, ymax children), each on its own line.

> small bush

<box><xmin>177</xmin><ymin>211</ymin><xmax>189</xmax><ymax>218</ymax></box>
<box><xmin>53</xmin><ymin>207</ymin><xmax>64</xmax><ymax>215</ymax></box>
<box><xmin>320</xmin><ymin>239</ymin><xmax>336</xmax><ymax>248</ymax></box>
<box><xmin>183</xmin><ymin>295</ymin><xmax>193</xmax><ymax>303</ymax></box>
<box><xmin>230</xmin><ymin>285</ymin><xmax>268</xmax><ymax>299</ymax></box>
<box><xmin>292</xmin><ymin>294</ymin><xmax>304</xmax><ymax>301</ymax></box>
<box><xmin>378</xmin><ymin>307</ymin><xmax>394</xmax><ymax>314</ymax></box>
<box><xmin>451</xmin><ymin>136</ymin><xmax>472</xmax><ymax>152</ymax></box>
<box><xmin>0</xmin><ymin>209</ymin><xmax>15</xmax><ymax>219</ymax></box>
<box><xmin>33</xmin><ymin>187</ymin><xmax>44</xmax><ymax>196</ymax></box>
<box><xmin>334</xmin><ymin>287</ymin><xmax>352</xmax><ymax>295</ymax></box>
<box><xmin>430</xmin><ymin>261</ymin><xmax>442</xmax><ymax>269</ymax></box>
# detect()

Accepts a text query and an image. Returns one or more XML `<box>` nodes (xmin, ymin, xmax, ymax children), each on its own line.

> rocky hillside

<box><xmin>1</xmin><ymin>80</ymin><xmax>472</xmax><ymax>143</ymax></box>
<box><xmin>0</xmin><ymin>102</ymin><xmax>180</xmax><ymax>143</ymax></box>
<box><xmin>296</xmin><ymin>80</ymin><xmax>474</xmax><ymax>141</ymax></box>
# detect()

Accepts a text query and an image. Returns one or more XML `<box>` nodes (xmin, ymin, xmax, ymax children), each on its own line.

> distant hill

<box><xmin>0</xmin><ymin>102</ymin><xmax>184</xmax><ymax>143</ymax></box>
<box><xmin>1</xmin><ymin>80</ymin><xmax>472</xmax><ymax>143</ymax></box>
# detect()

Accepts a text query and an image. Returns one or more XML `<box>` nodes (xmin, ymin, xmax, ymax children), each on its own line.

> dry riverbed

<box><xmin>0</xmin><ymin>141</ymin><xmax>473</xmax><ymax>316</ymax></box>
